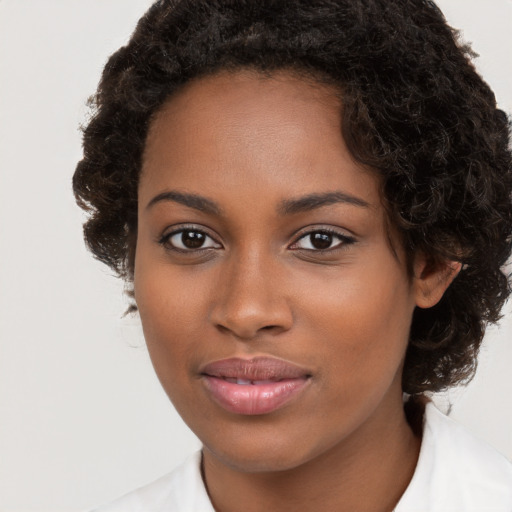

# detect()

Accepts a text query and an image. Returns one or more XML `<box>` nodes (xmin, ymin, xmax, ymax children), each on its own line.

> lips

<box><xmin>200</xmin><ymin>357</ymin><xmax>311</xmax><ymax>415</ymax></box>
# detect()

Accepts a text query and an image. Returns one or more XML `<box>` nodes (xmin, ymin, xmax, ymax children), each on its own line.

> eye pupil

<box><xmin>311</xmin><ymin>232</ymin><xmax>332</xmax><ymax>250</ymax></box>
<box><xmin>182</xmin><ymin>231</ymin><xmax>205</xmax><ymax>248</ymax></box>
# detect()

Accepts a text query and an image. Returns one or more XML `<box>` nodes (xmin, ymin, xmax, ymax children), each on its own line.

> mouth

<box><xmin>200</xmin><ymin>357</ymin><xmax>312</xmax><ymax>415</ymax></box>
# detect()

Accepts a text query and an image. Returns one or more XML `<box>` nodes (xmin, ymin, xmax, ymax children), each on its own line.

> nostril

<box><xmin>214</xmin><ymin>322</ymin><xmax>285</xmax><ymax>340</ymax></box>
<box><xmin>215</xmin><ymin>324</ymin><xmax>231</xmax><ymax>334</ymax></box>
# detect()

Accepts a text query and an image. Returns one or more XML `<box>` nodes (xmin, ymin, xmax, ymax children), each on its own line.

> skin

<box><xmin>134</xmin><ymin>69</ymin><xmax>458</xmax><ymax>512</ymax></box>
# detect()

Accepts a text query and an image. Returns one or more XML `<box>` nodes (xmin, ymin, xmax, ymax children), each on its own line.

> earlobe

<box><xmin>413</xmin><ymin>253</ymin><xmax>462</xmax><ymax>309</ymax></box>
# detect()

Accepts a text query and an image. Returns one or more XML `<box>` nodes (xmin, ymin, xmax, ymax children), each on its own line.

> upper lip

<box><xmin>200</xmin><ymin>357</ymin><xmax>311</xmax><ymax>381</ymax></box>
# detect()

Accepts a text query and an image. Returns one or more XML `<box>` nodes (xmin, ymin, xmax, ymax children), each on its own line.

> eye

<box><xmin>291</xmin><ymin>229</ymin><xmax>355</xmax><ymax>251</ymax></box>
<box><xmin>159</xmin><ymin>228</ymin><xmax>222</xmax><ymax>252</ymax></box>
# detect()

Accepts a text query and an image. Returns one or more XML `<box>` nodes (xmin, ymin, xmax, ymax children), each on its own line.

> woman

<box><xmin>74</xmin><ymin>0</ymin><xmax>512</xmax><ymax>510</ymax></box>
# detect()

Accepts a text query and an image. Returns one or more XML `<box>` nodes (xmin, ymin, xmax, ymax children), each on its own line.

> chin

<box><xmin>208</xmin><ymin>445</ymin><xmax>310</xmax><ymax>474</ymax></box>
<box><xmin>202</xmin><ymin>426</ymin><xmax>330</xmax><ymax>474</ymax></box>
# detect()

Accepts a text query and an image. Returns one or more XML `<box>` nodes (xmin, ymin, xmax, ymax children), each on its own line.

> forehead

<box><xmin>140</xmin><ymin>69</ymin><xmax>382</xmax><ymax>212</ymax></box>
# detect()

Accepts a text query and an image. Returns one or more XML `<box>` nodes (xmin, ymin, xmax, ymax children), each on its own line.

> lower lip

<box><xmin>202</xmin><ymin>376</ymin><xmax>310</xmax><ymax>415</ymax></box>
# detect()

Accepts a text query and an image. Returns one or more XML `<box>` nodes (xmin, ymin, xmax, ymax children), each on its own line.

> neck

<box><xmin>202</xmin><ymin>391</ymin><xmax>422</xmax><ymax>512</ymax></box>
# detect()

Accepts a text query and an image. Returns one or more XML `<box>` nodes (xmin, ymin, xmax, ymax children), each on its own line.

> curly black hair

<box><xmin>73</xmin><ymin>0</ymin><xmax>512</xmax><ymax>395</ymax></box>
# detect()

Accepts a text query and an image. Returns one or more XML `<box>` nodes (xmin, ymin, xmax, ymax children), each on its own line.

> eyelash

<box><xmin>158</xmin><ymin>225</ymin><xmax>221</xmax><ymax>253</ymax></box>
<box><xmin>158</xmin><ymin>226</ymin><xmax>356</xmax><ymax>254</ymax></box>
<box><xmin>289</xmin><ymin>228</ymin><xmax>356</xmax><ymax>252</ymax></box>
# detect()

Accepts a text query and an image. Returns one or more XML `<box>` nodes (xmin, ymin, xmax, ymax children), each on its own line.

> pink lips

<box><xmin>200</xmin><ymin>357</ymin><xmax>311</xmax><ymax>415</ymax></box>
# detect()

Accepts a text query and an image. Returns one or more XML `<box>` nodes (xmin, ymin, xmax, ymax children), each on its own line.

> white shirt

<box><xmin>93</xmin><ymin>403</ymin><xmax>512</xmax><ymax>511</ymax></box>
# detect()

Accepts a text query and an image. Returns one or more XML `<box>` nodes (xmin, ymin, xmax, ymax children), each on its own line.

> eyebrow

<box><xmin>145</xmin><ymin>189</ymin><xmax>370</xmax><ymax>216</ymax></box>
<box><xmin>277</xmin><ymin>191</ymin><xmax>370</xmax><ymax>215</ymax></box>
<box><xmin>146</xmin><ymin>190</ymin><xmax>222</xmax><ymax>215</ymax></box>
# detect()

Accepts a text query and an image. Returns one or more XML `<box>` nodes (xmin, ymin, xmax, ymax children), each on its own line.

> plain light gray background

<box><xmin>0</xmin><ymin>1</ymin><xmax>511</xmax><ymax>511</ymax></box>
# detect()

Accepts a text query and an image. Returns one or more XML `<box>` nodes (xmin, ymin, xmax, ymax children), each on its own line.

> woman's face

<box><xmin>135</xmin><ymin>70</ymin><xmax>422</xmax><ymax>472</ymax></box>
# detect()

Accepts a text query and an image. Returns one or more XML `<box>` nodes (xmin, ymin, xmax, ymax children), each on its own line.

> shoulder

<box><xmin>397</xmin><ymin>402</ymin><xmax>512</xmax><ymax>511</ymax></box>
<box><xmin>91</xmin><ymin>451</ymin><xmax>214</xmax><ymax>512</ymax></box>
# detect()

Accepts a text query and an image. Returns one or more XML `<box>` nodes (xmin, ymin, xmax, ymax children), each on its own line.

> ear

<box><xmin>413</xmin><ymin>253</ymin><xmax>462</xmax><ymax>309</ymax></box>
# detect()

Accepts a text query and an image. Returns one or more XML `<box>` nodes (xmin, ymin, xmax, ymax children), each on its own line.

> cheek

<box><xmin>134</xmin><ymin>243</ymin><xmax>213</xmax><ymax>335</ymax></box>
<box><xmin>292</xmin><ymin>267</ymin><xmax>413</xmax><ymax>437</ymax></box>
<box><xmin>133</xmin><ymin>253</ymin><xmax>207</xmax><ymax>387</ymax></box>
<box><xmin>300</xmin><ymin>258</ymin><xmax>414</xmax><ymax>381</ymax></box>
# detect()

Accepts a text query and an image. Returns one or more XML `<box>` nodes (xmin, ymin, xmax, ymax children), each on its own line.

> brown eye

<box><xmin>309</xmin><ymin>232</ymin><xmax>333</xmax><ymax>250</ymax></box>
<box><xmin>162</xmin><ymin>229</ymin><xmax>221</xmax><ymax>251</ymax></box>
<box><xmin>181</xmin><ymin>230</ymin><xmax>206</xmax><ymax>248</ymax></box>
<box><xmin>292</xmin><ymin>230</ymin><xmax>355</xmax><ymax>251</ymax></box>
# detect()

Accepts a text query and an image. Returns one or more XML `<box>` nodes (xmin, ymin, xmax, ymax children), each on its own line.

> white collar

<box><xmin>396</xmin><ymin>401</ymin><xmax>512</xmax><ymax>511</ymax></box>
<box><xmin>95</xmin><ymin>402</ymin><xmax>512</xmax><ymax>511</ymax></box>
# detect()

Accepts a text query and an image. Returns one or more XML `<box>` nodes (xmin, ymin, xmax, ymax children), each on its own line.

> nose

<box><xmin>209</xmin><ymin>251</ymin><xmax>293</xmax><ymax>340</ymax></box>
